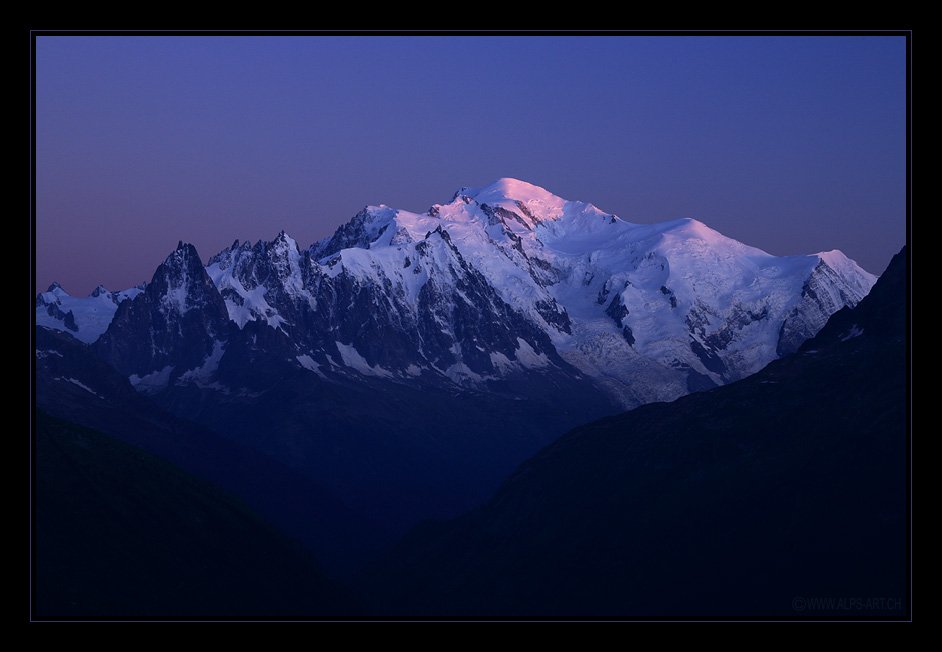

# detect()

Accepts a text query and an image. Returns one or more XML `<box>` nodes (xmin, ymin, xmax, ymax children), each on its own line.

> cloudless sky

<box><xmin>36</xmin><ymin>35</ymin><xmax>906</xmax><ymax>294</ymax></box>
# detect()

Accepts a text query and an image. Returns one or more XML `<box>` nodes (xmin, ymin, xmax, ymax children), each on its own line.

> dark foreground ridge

<box><xmin>364</xmin><ymin>248</ymin><xmax>908</xmax><ymax>618</ymax></box>
<box><xmin>34</xmin><ymin>412</ymin><xmax>359</xmax><ymax>619</ymax></box>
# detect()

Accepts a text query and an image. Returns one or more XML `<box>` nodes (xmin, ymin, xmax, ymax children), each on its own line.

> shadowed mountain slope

<box><xmin>365</xmin><ymin>248</ymin><xmax>907</xmax><ymax>618</ymax></box>
<box><xmin>34</xmin><ymin>412</ymin><xmax>359</xmax><ymax>619</ymax></box>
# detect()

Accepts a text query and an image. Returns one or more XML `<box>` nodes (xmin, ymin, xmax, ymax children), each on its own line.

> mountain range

<box><xmin>40</xmin><ymin>178</ymin><xmax>874</xmax><ymax>405</ymax></box>
<box><xmin>35</xmin><ymin>178</ymin><xmax>884</xmax><ymax>570</ymax></box>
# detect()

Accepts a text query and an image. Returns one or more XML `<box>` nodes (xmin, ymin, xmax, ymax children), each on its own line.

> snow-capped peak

<box><xmin>816</xmin><ymin>249</ymin><xmax>876</xmax><ymax>279</ymax></box>
<box><xmin>273</xmin><ymin>230</ymin><xmax>300</xmax><ymax>250</ymax></box>
<box><xmin>464</xmin><ymin>177</ymin><xmax>561</xmax><ymax>205</ymax></box>
<box><xmin>457</xmin><ymin>178</ymin><xmax>570</xmax><ymax>224</ymax></box>
<box><xmin>45</xmin><ymin>282</ymin><xmax>69</xmax><ymax>298</ymax></box>
<box><xmin>271</xmin><ymin>231</ymin><xmax>302</xmax><ymax>266</ymax></box>
<box><xmin>163</xmin><ymin>241</ymin><xmax>202</xmax><ymax>268</ymax></box>
<box><xmin>150</xmin><ymin>242</ymin><xmax>220</xmax><ymax>317</ymax></box>
<box><xmin>37</xmin><ymin>282</ymin><xmax>71</xmax><ymax>307</ymax></box>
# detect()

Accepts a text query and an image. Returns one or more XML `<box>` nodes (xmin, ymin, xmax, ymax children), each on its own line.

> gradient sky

<box><xmin>36</xmin><ymin>35</ymin><xmax>906</xmax><ymax>294</ymax></box>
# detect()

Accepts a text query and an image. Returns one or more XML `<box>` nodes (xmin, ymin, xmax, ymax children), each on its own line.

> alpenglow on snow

<box><xmin>39</xmin><ymin>179</ymin><xmax>876</xmax><ymax>408</ymax></box>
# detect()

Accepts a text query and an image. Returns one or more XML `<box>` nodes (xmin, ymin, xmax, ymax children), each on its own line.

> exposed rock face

<box><xmin>95</xmin><ymin>242</ymin><xmax>232</xmax><ymax>386</ymax></box>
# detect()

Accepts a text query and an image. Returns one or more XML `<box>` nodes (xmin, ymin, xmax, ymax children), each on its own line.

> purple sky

<box><xmin>36</xmin><ymin>35</ymin><xmax>906</xmax><ymax>295</ymax></box>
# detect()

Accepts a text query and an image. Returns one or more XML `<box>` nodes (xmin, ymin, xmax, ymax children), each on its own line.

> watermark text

<box><xmin>792</xmin><ymin>596</ymin><xmax>902</xmax><ymax>612</ymax></box>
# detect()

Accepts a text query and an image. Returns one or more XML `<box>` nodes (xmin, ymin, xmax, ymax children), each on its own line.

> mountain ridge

<box><xmin>38</xmin><ymin>178</ymin><xmax>875</xmax><ymax>410</ymax></box>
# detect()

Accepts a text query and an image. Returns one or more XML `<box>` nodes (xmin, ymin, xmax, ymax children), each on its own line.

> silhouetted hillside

<box><xmin>34</xmin><ymin>412</ymin><xmax>359</xmax><ymax>619</ymax></box>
